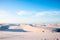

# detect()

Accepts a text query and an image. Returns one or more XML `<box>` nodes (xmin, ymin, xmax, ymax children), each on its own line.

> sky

<box><xmin>0</xmin><ymin>0</ymin><xmax>60</xmax><ymax>24</ymax></box>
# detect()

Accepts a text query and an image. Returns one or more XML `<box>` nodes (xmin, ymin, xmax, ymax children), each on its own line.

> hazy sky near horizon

<box><xmin>0</xmin><ymin>0</ymin><xmax>60</xmax><ymax>24</ymax></box>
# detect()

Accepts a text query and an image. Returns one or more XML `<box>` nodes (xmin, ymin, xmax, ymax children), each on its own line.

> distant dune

<box><xmin>0</xmin><ymin>24</ymin><xmax>60</xmax><ymax>40</ymax></box>
<box><xmin>20</xmin><ymin>24</ymin><xmax>52</xmax><ymax>32</ymax></box>
<box><xmin>0</xmin><ymin>24</ymin><xmax>60</xmax><ymax>32</ymax></box>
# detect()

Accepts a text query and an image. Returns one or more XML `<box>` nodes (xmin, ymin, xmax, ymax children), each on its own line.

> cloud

<box><xmin>16</xmin><ymin>10</ymin><xmax>60</xmax><ymax>17</ymax></box>
<box><xmin>0</xmin><ymin>10</ymin><xmax>59</xmax><ymax>23</ymax></box>
<box><xmin>35</xmin><ymin>12</ymin><xmax>46</xmax><ymax>16</ymax></box>
<box><xmin>17</xmin><ymin>10</ymin><xmax>27</xmax><ymax>16</ymax></box>
<box><xmin>47</xmin><ymin>11</ymin><xmax>60</xmax><ymax>15</ymax></box>
<box><xmin>17</xmin><ymin>10</ymin><xmax>36</xmax><ymax>17</ymax></box>
<box><xmin>34</xmin><ymin>11</ymin><xmax>60</xmax><ymax>17</ymax></box>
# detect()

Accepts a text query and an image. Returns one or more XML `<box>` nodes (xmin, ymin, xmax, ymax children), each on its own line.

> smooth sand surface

<box><xmin>0</xmin><ymin>31</ymin><xmax>60</xmax><ymax>40</ymax></box>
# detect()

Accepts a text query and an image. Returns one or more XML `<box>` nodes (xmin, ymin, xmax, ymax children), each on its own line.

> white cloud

<box><xmin>16</xmin><ymin>10</ymin><xmax>60</xmax><ymax>17</ymax></box>
<box><xmin>35</xmin><ymin>12</ymin><xmax>46</xmax><ymax>16</ymax></box>
<box><xmin>17</xmin><ymin>10</ymin><xmax>36</xmax><ymax>16</ymax></box>
<box><xmin>47</xmin><ymin>11</ymin><xmax>60</xmax><ymax>15</ymax></box>
<box><xmin>0</xmin><ymin>10</ymin><xmax>59</xmax><ymax>23</ymax></box>
<box><xmin>17</xmin><ymin>10</ymin><xmax>27</xmax><ymax>16</ymax></box>
<box><xmin>34</xmin><ymin>11</ymin><xmax>60</xmax><ymax>17</ymax></box>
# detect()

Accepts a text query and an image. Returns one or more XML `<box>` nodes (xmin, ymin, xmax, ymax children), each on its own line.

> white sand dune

<box><xmin>0</xmin><ymin>24</ymin><xmax>60</xmax><ymax>40</ymax></box>
<box><xmin>9</xmin><ymin>26</ymin><xmax>18</xmax><ymax>29</ymax></box>
<box><xmin>20</xmin><ymin>24</ymin><xmax>51</xmax><ymax>32</ymax></box>
<box><xmin>9</xmin><ymin>26</ymin><xmax>21</xmax><ymax>29</ymax></box>
<box><xmin>0</xmin><ymin>24</ymin><xmax>60</xmax><ymax>32</ymax></box>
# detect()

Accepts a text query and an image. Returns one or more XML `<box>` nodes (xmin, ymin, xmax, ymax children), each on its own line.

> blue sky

<box><xmin>0</xmin><ymin>0</ymin><xmax>60</xmax><ymax>24</ymax></box>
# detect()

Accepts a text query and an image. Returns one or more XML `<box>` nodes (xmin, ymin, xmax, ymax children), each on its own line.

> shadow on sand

<box><xmin>53</xmin><ymin>28</ymin><xmax>60</xmax><ymax>32</ymax></box>
<box><xmin>0</xmin><ymin>25</ymin><xmax>60</xmax><ymax>32</ymax></box>
<box><xmin>0</xmin><ymin>25</ymin><xmax>27</xmax><ymax>32</ymax></box>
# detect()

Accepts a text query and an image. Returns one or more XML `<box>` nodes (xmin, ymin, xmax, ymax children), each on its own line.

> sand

<box><xmin>0</xmin><ymin>24</ymin><xmax>60</xmax><ymax>40</ymax></box>
<box><xmin>21</xmin><ymin>24</ymin><xmax>52</xmax><ymax>32</ymax></box>
<box><xmin>0</xmin><ymin>31</ymin><xmax>60</xmax><ymax>40</ymax></box>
